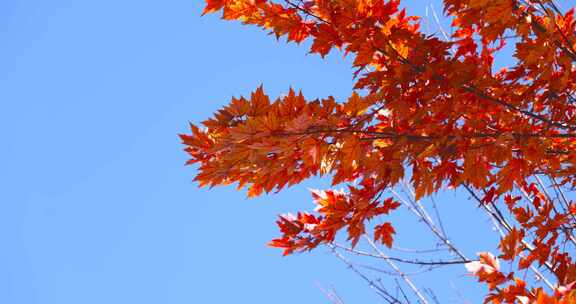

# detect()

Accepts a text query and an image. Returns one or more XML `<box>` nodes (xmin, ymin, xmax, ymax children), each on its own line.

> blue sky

<box><xmin>0</xmin><ymin>0</ymin><xmax>516</xmax><ymax>303</ymax></box>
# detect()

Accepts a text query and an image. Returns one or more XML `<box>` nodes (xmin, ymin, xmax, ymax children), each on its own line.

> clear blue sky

<box><xmin>1</xmin><ymin>1</ymin><xmax>511</xmax><ymax>303</ymax></box>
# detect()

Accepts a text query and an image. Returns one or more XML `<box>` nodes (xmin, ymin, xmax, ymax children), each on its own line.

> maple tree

<box><xmin>182</xmin><ymin>0</ymin><xmax>576</xmax><ymax>302</ymax></box>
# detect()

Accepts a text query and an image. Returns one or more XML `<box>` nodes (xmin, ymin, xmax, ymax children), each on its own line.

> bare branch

<box><xmin>333</xmin><ymin>243</ymin><xmax>473</xmax><ymax>266</ymax></box>
<box><xmin>364</xmin><ymin>235</ymin><xmax>430</xmax><ymax>304</ymax></box>
<box><xmin>329</xmin><ymin>244</ymin><xmax>405</xmax><ymax>304</ymax></box>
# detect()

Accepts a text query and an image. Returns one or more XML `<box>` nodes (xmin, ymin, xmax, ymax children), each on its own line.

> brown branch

<box><xmin>329</xmin><ymin>244</ymin><xmax>405</xmax><ymax>304</ymax></box>
<box><xmin>333</xmin><ymin>243</ymin><xmax>473</xmax><ymax>266</ymax></box>
<box><xmin>363</xmin><ymin>235</ymin><xmax>430</xmax><ymax>304</ymax></box>
<box><xmin>275</xmin><ymin>128</ymin><xmax>576</xmax><ymax>140</ymax></box>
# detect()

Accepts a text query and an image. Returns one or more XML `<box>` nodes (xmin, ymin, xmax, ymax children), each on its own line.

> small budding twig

<box><xmin>357</xmin><ymin>263</ymin><xmax>437</xmax><ymax>277</ymax></box>
<box><xmin>316</xmin><ymin>283</ymin><xmax>346</xmax><ymax>304</ymax></box>
<box><xmin>395</xmin><ymin>278</ymin><xmax>411</xmax><ymax>304</ymax></box>
<box><xmin>391</xmin><ymin>246</ymin><xmax>448</xmax><ymax>254</ymax></box>
<box><xmin>329</xmin><ymin>244</ymin><xmax>405</xmax><ymax>304</ymax></box>
<box><xmin>424</xmin><ymin>288</ymin><xmax>441</xmax><ymax>304</ymax></box>
<box><xmin>391</xmin><ymin>188</ymin><xmax>469</xmax><ymax>262</ymax></box>
<box><xmin>332</xmin><ymin>243</ymin><xmax>472</xmax><ymax>266</ymax></box>
<box><xmin>363</xmin><ymin>235</ymin><xmax>430</xmax><ymax>304</ymax></box>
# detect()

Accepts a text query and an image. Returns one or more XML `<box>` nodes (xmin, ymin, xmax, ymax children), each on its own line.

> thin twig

<box><xmin>364</xmin><ymin>235</ymin><xmax>430</xmax><ymax>304</ymax></box>
<box><xmin>333</xmin><ymin>243</ymin><xmax>473</xmax><ymax>265</ymax></box>
<box><xmin>329</xmin><ymin>244</ymin><xmax>404</xmax><ymax>304</ymax></box>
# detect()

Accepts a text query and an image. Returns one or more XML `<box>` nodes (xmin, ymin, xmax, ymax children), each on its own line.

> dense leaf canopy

<box><xmin>183</xmin><ymin>0</ymin><xmax>576</xmax><ymax>302</ymax></box>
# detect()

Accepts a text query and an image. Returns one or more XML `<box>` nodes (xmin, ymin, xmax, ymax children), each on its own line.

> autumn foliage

<box><xmin>183</xmin><ymin>0</ymin><xmax>576</xmax><ymax>302</ymax></box>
